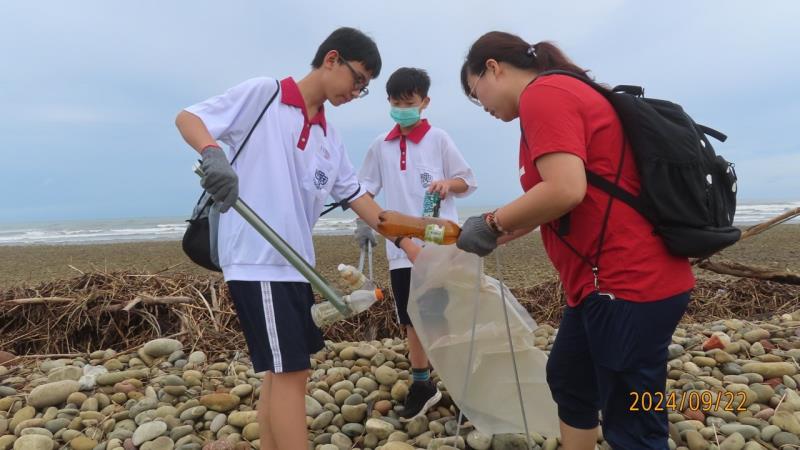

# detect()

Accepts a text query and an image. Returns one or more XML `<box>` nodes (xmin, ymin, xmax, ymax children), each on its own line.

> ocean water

<box><xmin>0</xmin><ymin>201</ymin><xmax>797</xmax><ymax>246</ymax></box>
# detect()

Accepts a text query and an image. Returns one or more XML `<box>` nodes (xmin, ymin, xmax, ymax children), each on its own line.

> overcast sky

<box><xmin>1</xmin><ymin>1</ymin><xmax>798</xmax><ymax>222</ymax></box>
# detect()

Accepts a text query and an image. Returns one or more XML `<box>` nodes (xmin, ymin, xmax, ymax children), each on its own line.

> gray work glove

<box><xmin>456</xmin><ymin>214</ymin><xmax>500</xmax><ymax>257</ymax></box>
<box><xmin>200</xmin><ymin>146</ymin><xmax>238</xmax><ymax>213</ymax></box>
<box><xmin>354</xmin><ymin>218</ymin><xmax>377</xmax><ymax>248</ymax></box>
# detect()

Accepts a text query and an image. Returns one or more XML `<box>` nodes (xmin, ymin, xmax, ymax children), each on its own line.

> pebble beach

<box><xmin>1</xmin><ymin>227</ymin><xmax>799</xmax><ymax>450</ymax></box>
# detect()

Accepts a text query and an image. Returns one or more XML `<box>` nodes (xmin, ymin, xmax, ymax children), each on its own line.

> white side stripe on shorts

<box><xmin>260</xmin><ymin>281</ymin><xmax>283</xmax><ymax>373</ymax></box>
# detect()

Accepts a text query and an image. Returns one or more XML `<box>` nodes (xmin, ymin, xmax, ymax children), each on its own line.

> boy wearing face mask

<box><xmin>357</xmin><ymin>67</ymin><xmax>477</xmax><ymax>420</ymax></box>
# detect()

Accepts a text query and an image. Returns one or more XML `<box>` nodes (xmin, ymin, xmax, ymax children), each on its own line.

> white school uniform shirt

<box><xmin>358</xmin><ymin>119</ymin><xmax>477</xmax><ymax>270</ymax></box>
<box><xmin>184</xmin><ymin>76</ymin><xmax>366</xmax><ymax>282</ymax></box>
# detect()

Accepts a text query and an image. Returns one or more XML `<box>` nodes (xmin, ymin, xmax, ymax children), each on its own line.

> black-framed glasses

<box><xmin>468</xmin><ymin>69</ymin><xmax>486</xmax><ymax>107</ymax></box>
<box><xmin>339</xmin><ymin>57</ymin><xmax>370</xmax><ymax>98</ymax></box>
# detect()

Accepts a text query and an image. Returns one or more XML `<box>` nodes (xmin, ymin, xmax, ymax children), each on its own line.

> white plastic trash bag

<box><xmin>408</xmin><ymin>244</ymin><xmax>560</xmax><ymax>437</ymax></box>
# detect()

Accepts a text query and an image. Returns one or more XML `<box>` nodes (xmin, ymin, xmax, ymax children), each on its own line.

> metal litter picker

<box><xmin>193</xmin><ymin>164</ymin><xmax>353</xmax><ymax>317</ymax></box>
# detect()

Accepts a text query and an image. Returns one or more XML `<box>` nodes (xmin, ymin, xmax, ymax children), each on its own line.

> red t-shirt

<box><xmin>518</xmin><ymin>74</ymin><xmax>695</xmax><ymax>306</ymax></box>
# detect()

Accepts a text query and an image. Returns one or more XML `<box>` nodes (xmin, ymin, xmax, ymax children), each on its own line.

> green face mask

<box><xmin>390</xmin><ymin>106</ymin><xmax>421</xmax><ymax>127</ymax></box>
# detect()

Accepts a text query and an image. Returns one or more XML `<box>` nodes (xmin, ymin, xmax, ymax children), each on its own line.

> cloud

<box><xmin>0</xmin><ymin>0</ymin><xmax>798</xmax><ymax>222</ymax></box>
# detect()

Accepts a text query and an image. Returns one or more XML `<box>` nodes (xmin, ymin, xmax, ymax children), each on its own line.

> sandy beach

<box><xmin>1</xmin><ymin>225</ymin><xmax>798</xmax><ymax>291</ymax></box>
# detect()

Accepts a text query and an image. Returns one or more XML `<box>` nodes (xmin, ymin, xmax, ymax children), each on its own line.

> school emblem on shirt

<box><xmin>420</xmin><ymin>171</ymin><xmax>433</xmax><ymax>188</ymax></box>
<box><xmin>314</xmin><ymin>170</ymin><xmax>329</xmax><ymax>189</ymax></box>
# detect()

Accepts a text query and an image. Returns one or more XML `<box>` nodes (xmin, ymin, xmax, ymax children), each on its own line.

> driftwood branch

<box><xmin>192</xmin><ymin>286</ymin><xmax>220</xmax><ymax>332</ymax></box>
<box><xmin>102</xmin><ymin>296</ymin><xmax>195</xmax><ymax>312</ymax></box>
<box><xmin>15</xmin><ymin>352</ymin><xmax>85</xmax><ymax>359</ymax></box>
<box><xmin>210</xmin><ymin>281</ymin><xmax>219</xmax><ymax>310</ymax></box>
<box><xmin>139</xmin><ymin>296</ymin><xmax>194</xmax><ymax>305</ymax></box>
<box><xmin>122</xmin><ymin>298</ymin><xmax>142</xmax><ymax>312</ymax></box>
<box><xmin>697</xmin><ymin>259</ymin><xmax>800</xmax><ymax>285</ymax></box>
<box><xmin>4</xmin><ymin>297</ymin><xmax>77</xmax><ymax>305</ymax></box>
<box><xmin>3</xmin><ymin>295</ymin><xmax>194</xmax><ymax>310</ymax></box>
<box><xmin>693</xmin><ymin>208</ymin><xmax>800</xmax><ymax>283</ymax></box>
<box><xmin>740</xmin><ymin>207</ymin><xmax>800</xmax><ymax>242</ymax></box>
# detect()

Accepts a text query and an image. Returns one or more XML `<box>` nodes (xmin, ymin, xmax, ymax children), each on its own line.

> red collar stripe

<box><xmin>280</xmin><ymin>77</ymin><xmax>327</xmax><ymax>150</ymax></box>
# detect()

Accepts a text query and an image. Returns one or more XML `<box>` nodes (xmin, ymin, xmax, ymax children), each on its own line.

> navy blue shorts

<box><xmin>227</xmin><ymin>281</ymin><xmax>325</xmax><ymax>374</ymax></box>
<box><xmin>546</xmin><ymin>291</ymin><xmax>690</xmax><ymax>450</ymax></box>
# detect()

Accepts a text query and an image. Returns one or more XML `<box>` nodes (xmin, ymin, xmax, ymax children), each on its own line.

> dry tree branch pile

<box><xmin>2</xmin><ymin>270</ymin><xmax>797</xmax><ymax>358</ymax></box>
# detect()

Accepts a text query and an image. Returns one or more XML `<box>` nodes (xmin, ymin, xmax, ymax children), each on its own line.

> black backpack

<box><xmin>536</xmin><ymin>70</ymin><xmax>741</xmax><ymax>264</ymax></box>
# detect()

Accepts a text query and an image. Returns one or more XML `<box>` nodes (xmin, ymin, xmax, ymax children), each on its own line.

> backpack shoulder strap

<box><xmin>195</xmin><ymin>79</ymin><xmax>281</xmax><ymax>213</ymax></box>
<box><xmin>585</xmin><ymin>170</ymin><xmax>650</xmax><ymax>219</ymax></box>
<box><xmin>534</xmin><ymin>70</ymin><xmax>640</xmax><ymax>290</ymax></box>
<box><xmin>319</xmin><ymin>184</ymin><xmax>363</xmax><ymax>217</ymax></box>
<box><xmin>539</xmin><ymin>70</ymin><xmax>651</xmax><ymax>101</ymax></box>
<box><xmin>230</xmin><ymin>79</ymin><xmax>281</xmax><ymax>165</ymax></box>
<box><xmin>538</xmin><ymin>69</ymin><xmax>613</xmax><ymax>96</ymax></box>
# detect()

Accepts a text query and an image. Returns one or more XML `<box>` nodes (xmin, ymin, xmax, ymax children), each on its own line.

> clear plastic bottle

<box><xmin>311</xmin><ymin>288</ymin><xmax>384</xmax><ymax>328</ymax></box>
<box><xmin>338</xmin><ymin>263</ymin><xmax>368</xmax><ymax>290</ymax></box>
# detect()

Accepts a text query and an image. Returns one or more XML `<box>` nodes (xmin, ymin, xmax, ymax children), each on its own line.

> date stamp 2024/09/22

<box><xmin>630</xmin><ymin>390</ymin><xmax>748</xmax><ymax>412</ymax></box>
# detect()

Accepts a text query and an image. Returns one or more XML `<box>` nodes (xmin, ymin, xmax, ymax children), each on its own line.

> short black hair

<box><xmin>386</xmin><ymin>67</ymin><xmax>431</xmax><ymax>100</ymax></box>
<box><xmin>311</xmin><ymin>27</ymin><xmax>382</xmax><ymax>78</ymax></box>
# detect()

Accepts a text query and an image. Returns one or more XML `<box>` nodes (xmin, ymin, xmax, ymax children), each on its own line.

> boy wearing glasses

<box><xmin>356</xmin><ymin>67</ymin><xmax>477</xmax><ymax>420</ymax></box>
<box><xmin>175</xmin><ymin>27</ymin><xmax>415</xmax><ymax>449</ymax></box>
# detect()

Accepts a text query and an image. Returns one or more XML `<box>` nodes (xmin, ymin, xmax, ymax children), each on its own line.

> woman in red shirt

<box><xmin>456</xmin><ymin>31</ymin><xmax>693</xmax><ymax>450</ymax></box>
